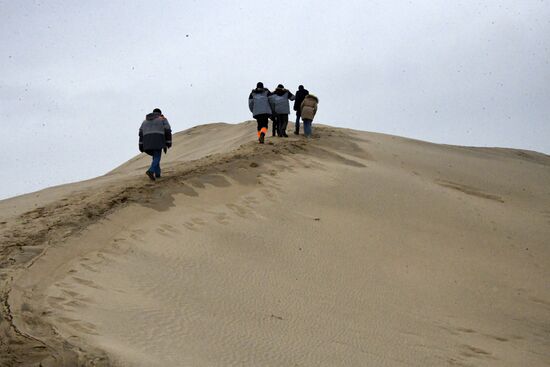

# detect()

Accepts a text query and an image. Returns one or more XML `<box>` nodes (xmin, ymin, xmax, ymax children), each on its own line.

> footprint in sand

<box><xmin>243</xmin><ymin>196</ymin><xmax>260</xmax><ymax>208</ymax></box>
<box><xmin>182</xmin><ymin>222</ymin><xmax>198</xmax><ymax>231</ymax></box>
<box><xmin>459</xmin><ymin>344</ymin><xmax>493</xmax><ymax>359</ymax></box>
<box><xmin>182</xmin><ymin>217</ymin><xmax>206</xmax><ymax>231</ymax></box>
<box><xmin>71</xmin><ymin>277</ymin><xmax>103</xmax><ymax>289</ymax></box>
<box><xmin>156</xmin><ymin>227</ymin><xmax>171</xmax><ymax>236</ymax></box>
<box><xmin>160</xmin><ymin>224</ymin><xmax>181</xmax><ymax>234</ymax></box>
<box><xmin>61</xmin><ymin>289</ymin><xmax>80</xmax><ymax>298</ymax></box>
<box><xmin>484</xmin><ymin>335</ymin><xmax>509</xmax><ymax>342</ymax></box>
<box><xmin>260</xmin><ymin>189</ymin><xmax>276</xmax><ymax>202</ymax></box>
<box><xmin>226</xmin><ymin>203</ymin><xmax>251</xmax><ymax>218</ymax></box>
<box><xmin>214</xmin><ymin>212</ymin><xmax>230</xmax><ymax>225</ymax></box>
<box><xmin>191</xmin><ymin>217</ymin><xmax>206</xmax><ymax>225</ymax></box>
<box><xmin>80</xmin><ymin>263</ymin><xmax>99</xmax><ymax>273</ymax></box>
<box><xmin>129</xmin><ymin>230</ymin><xmax>146</xmax><ymax>242</ymax></box>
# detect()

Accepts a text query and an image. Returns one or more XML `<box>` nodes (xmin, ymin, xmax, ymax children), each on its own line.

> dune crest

<box><xmin>1</xmin><ymin>122</ymin><xmax>549</xmax><ymax>366</ymax></box>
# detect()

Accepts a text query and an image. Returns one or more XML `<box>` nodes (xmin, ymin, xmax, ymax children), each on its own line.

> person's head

<box><xmin>256</xmin><ymin>82</ymin><xmax>264</xmax><ymax>89</ymax></box>
<box><xmin>277</xmin><ymin>84</ymin><xmax>284</xmax><ymax>89</ymax></box>
<box><xmin>298</xmin><ymin>85</ymin><xmax>304</xmax><ymax>90</ymax></box>
<box><xmin>153</xmin><ymin>108</ymin><xmax>162</xmax><ymax>114</ymax></box>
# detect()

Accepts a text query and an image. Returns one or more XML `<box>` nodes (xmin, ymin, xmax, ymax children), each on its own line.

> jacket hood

<box><xmin>252</xmin><ymin>88</ymin><xmax>269</xmax><ymax>94</ymax></box>
<box><xmin>274</xmin><ymin>88</ymin><xmax>288</xmax><ymax>96</ymax></box>
<box><xmin>305</xmin><ymin>94</ymin><xmax>318</xmax><ymax>102</ymax></box>
<box><xmin>146</xmin><ymin>112</ymin><xmax>162</xmax><ymax>121</ymax></box>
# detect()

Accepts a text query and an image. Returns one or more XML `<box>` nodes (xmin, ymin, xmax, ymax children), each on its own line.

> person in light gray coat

<box><xmin>139</xmin><ymin>108</ymin><xmax>172</xmax><ymax>180</ymax></box>
<box><xmin>248</xmin><ymin>82</ymin><xmax>272</xmax><ymax>143</ymax></box>
<box><xmin>269</xmin><ymin>84</ymin><xmax>295</xmax><ymax>137</ymax></box>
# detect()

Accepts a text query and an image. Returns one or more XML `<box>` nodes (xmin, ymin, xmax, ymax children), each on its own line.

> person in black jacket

<box><xmin>139</xmin><ymin>108</ymin><xmax>172</xmax><ymax>180</ymax></box>
<box><xmin>293</xmin><ymin>85</ymin><xmax>309</xmax><ymax>135</ymax></box>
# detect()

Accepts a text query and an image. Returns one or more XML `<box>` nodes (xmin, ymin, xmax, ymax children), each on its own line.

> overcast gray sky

<box><xmin>1</xmin><ymin>0</ymin><xmax>549</xmax><ymax>200</ymax></box>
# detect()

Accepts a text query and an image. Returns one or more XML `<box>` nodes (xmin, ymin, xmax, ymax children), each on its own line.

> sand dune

<box><xmin>1</xmin><ymin>122</ymin><xmax>549</xmax><ymax>366</ymax></box>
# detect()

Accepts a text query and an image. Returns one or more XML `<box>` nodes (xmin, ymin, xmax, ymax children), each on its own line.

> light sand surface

<box><xmin>1</xmin><ymin>122</ymin><xmax>549</xmax><ymax>366</ymax></box>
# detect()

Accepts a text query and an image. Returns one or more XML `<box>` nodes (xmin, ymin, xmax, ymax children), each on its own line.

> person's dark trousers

<box><xmin>255</xmin><ymin>114</ymin><xmax>269</xmax><ymax>141</ymax></box>
<box><xmin>277</xmin><ymin>114</ymin><xmax>289</xmax><ymax>137</ymax></box>
<box><xmin>295</xmin><ymin>110</ymin><xmax>302</xmax><ymax>134</ymax></box>
<box><xmin>148</xmin><ymin>149</ymin><xmax>162</xmax><ymax>177</ymax></box>
<box><xmin>303</xmin><ymin>119</ymin><xmax>313</xmax><ymax>137</ymax></box>
<box><xmin>271</xmin><ymin>114</ymin><xmax>279</xmax><ymax>136</ymax></box>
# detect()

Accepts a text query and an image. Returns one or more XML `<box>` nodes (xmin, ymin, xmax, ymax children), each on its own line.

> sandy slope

<box><xmin>1</xmin><ymin>122</ymin><xmax>549</xmax><ymax>366</ymax></box>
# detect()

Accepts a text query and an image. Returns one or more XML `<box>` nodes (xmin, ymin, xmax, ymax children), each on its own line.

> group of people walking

<box><xmin>138</xmin><ymin>84</ymin><xmax>319</xmax><ymax>181</ymax></box>
<box><xmin>248</xmin><ymin>82</ymin><xmax>319</xmax><ymax>144</ymax></box>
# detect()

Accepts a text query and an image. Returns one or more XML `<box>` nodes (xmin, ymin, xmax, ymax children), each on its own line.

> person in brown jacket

<box><xmin>300</xmin><ymin>94</ymin><xmax>319</xmax><ymax>138</ymax></box>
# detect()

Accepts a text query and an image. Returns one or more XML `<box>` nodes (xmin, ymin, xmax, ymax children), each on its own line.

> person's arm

<box><xmin>248</xmin><ymin>92</ymin><xmax>254</xmax><ymax>113</ymax></box>
<box><xmin>288</xmin><ymin>91</ymin><xmax>295</xmax><ymax>101</ymax></box>
<box><xmin>163</xmin><ymin>120</ymin><xmax>172</xmax><ymax>148</ymax></box>
<box><xmin>139</xmin><ymin>124</ymin><xmax>144</xmax><ymax>152</ymax></box>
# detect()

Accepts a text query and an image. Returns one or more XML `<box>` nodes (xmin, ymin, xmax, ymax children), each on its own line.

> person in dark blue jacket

<box><xmin>293</xmin><ymin>85</ymin><xmax>309</xmax><ymax>135</ymax></box>
<box><xmin>139</xmin><ymin>108</ymin><xmax>172</xmax><ymax>180</ymax></box>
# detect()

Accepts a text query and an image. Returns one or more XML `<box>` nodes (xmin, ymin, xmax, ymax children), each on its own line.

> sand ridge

<box><xmin>1</xmin><ymin>122</ymin><xmax>549</xmax><ymax>366</ymax></box>
<box><xmin>0</xmin><ymin>123</ymin><xmax>367</xmax><ymax>365</ymax></box>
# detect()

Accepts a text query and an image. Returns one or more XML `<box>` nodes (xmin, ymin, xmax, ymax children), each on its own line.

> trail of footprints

<box><xmin>45</xmin><ymin>186</ymin><xmax>275</xmax><ymax>331</ymax></box>
<box><xmin>179</xmin><ymin>189</ymin><xmax>272</xmax><ymax>231</ymax></box>
<box><xmin>439</xmin><ymin>324</ymin><xmax>527</xmax><ymax>365</ymax></box>
<box><xmin>43</xmin><ymin>158</ymin><xmax>294</xmax><ymax>342</ymax></box>
<box><xmin>45</xmin><ymin>247</ymin><xmax>129</xmax><ymax>338</ymax></box>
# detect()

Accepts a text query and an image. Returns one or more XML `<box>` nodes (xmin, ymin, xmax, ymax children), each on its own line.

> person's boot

<box><xmin>259</xmin><ymin>132</ymin><xmax>265</xmax><ymax>144</ymax></box>
<box><xmin>146</xmin><ymin>171</ymin><xmax>155</xmax><ymax>181</ymax></box>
